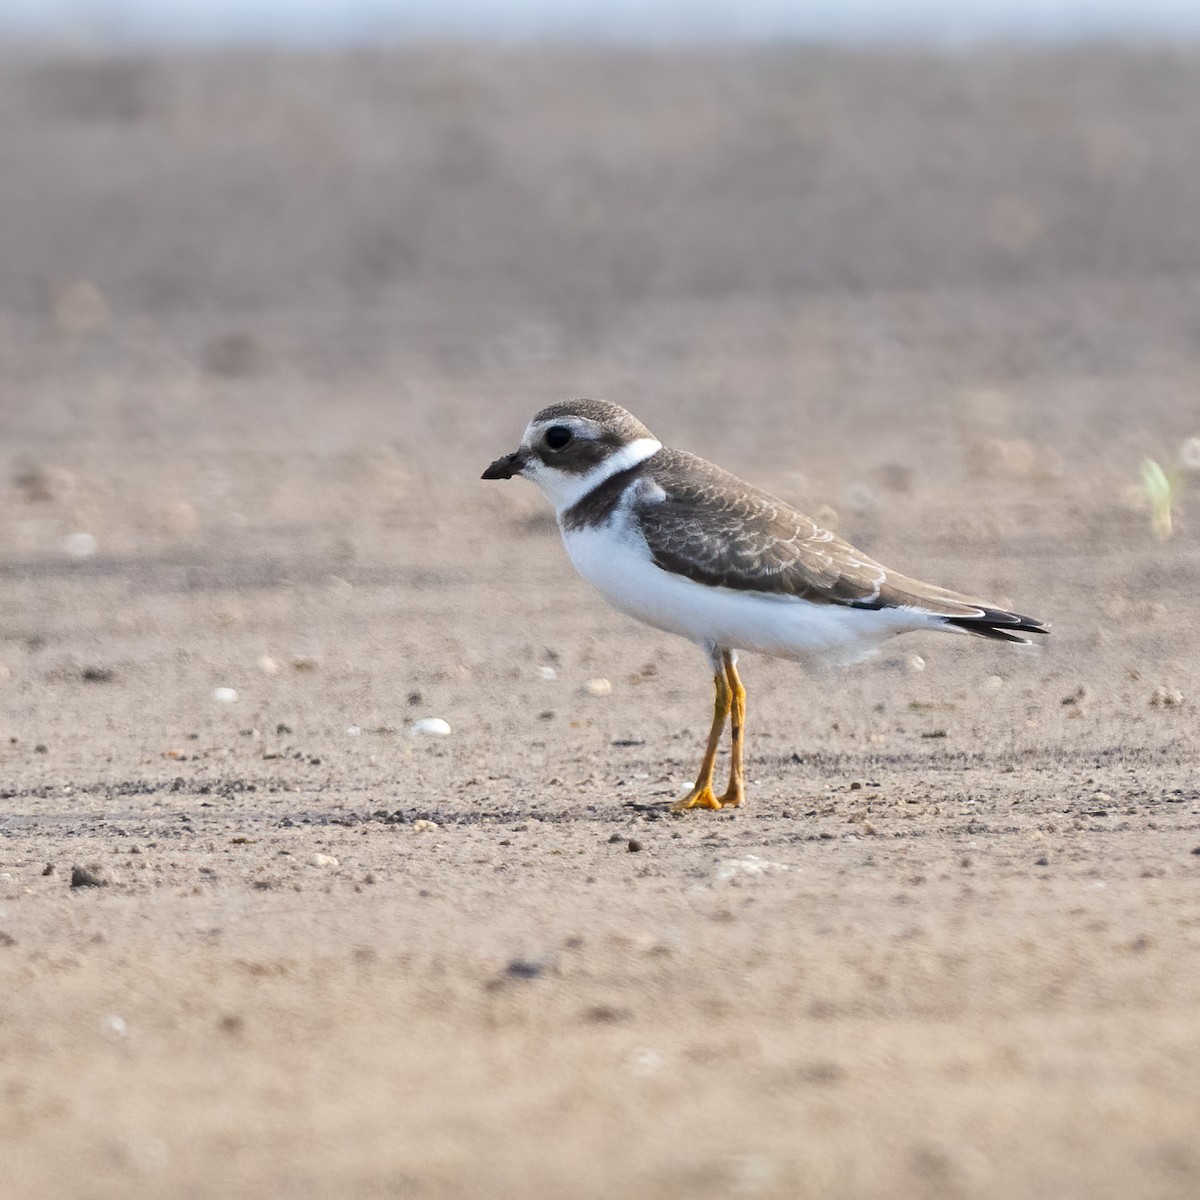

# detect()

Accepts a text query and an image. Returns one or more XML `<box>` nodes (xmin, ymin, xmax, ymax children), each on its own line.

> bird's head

<box><xmin>482</xmin><ymin>399</ymin><xmax>662</xmax><ymax>514</ymax></box>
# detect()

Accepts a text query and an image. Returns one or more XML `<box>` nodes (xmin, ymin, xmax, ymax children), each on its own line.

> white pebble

<box><xmin>212</xmin><ymin>687</ymin><xmax>238</xmax><ymax>704</ymax></box>
<box><xmin>308</xmin><ymin>853</ymin><xmax>339</xmax><ymax>868</ymax></box>
<box><xmin>409</xmin><ymin>717</ymin><xmax>451</xmax><ymax>737</ymax></box>
<box><xmin>538</xmin><ymin>666</ymin><xmax>558</xmax><ymax>681</ymax></box>
<box><xmin>258</xmin><ymin>655</ymin><xmax>280</xmax><ymax>675</ymax></box>
<box><xmin>714</xmin><ymin>855</ymin><xmax>790</xmax><ymax>884</ymax></box>
<box><xmin>1181</xmin><ymin>436</ymin><xmax>1200</xmax><ymax>471</ymax></box>
<box><xmin>626</xmin><ymin>1048</ymin><xmax>663</xmax><ymax>1078</ymax></box>
<box><xmin>412</xmin><ymin>819</ymin><xmax>440</xmax><ymax>832</ymax></box>
<box><xmin>986</xmin><ymin>675</ymin><xmax>1005</xmax><ymax>690</ymax></box>
<box><xmin>61</xmin><ymin>531</ymin><xmax>98</xmax><ymax>559</ymax></box>
<box><xmin>101</xmin><ymin>1014</ymin><xmax>128</xmax><ymax>1039</ymax></box>
<box><xmin>345</xmin><ymin>724</ymin><xmax>361</xmax><ymax>736</ymax></box>
<box><xmin>582</xmin><ymin>677</ymin><xmax>613</xmax><ymax>697</ymax></box>
<box><xmin>906</xmin><ymin>654</ymin><xmax>926</xmax><ymax>673</ymax></box>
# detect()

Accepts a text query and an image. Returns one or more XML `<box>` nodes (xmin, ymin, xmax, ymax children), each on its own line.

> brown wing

<box><xmin>635</xmin><ymin>450</ymin><xmax>1048</xmax><ymax>639</ymax></box>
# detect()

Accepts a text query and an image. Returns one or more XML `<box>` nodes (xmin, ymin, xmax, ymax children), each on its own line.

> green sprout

<box><xmin>1140</xmin><ymin>458</ymin><xmax>1178</xmax><ymax>540</ymax></box>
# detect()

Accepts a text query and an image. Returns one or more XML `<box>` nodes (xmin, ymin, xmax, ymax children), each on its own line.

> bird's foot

<box><xmin>671</xmin><ymin>785</ymin><xmax>734</xmax><ymax>813</ymax></box>
<box><xmin>716</xmin><ymin>787</ymin><xmax>743</xmax><ymax>809</ymax></box>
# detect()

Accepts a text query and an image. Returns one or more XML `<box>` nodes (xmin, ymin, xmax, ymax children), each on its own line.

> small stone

<box><xmin>42</xmin><ymin>863</ymin><xmax>54</xmax><ymax>876</ymax></box>
<box><xmin>70</xmin><ymin>863</ymin><xmax>110</xmax><ymax>888</ymax></box>
<box><xmin>905</xmin><ymin>654</ymin><xmax>925</xmax><ymax>673</ymax></box>
<box><xmin>581</xmin><ymin>677</ymin><xmax>612</xmax><ymax>697</ymax></box>
<box><xmin>34</xmin><ymin>743</ymin><xmax>48</xmax><ymax>754</ymax></box>
<box><xmin>504</xmin><ymin>959</ymin><xmax>544</xmax><ymax>980</ymax></box>
<box><xmin>538</xmin><ymin>666</ymin><xmax>558</xmax><ymax>681</ymax></box>
<box><xmin>583</xmin><ymin>1004</ymin><xmax>632</xmax><ymax>1023</ymax></box>
<box><xmin>409</xmin><ymin>717</ymin><xmax>451</xmax><ymax>737</ymax></box>
<box><xmin>345</xmin><ymin>725</ymin><xmax>361</xmax><ymax>736</ymax></box>
<box><xmin>308</xmin><ymin>853</ymin><xmax>339</xmax><ymax>868</ymax></box>
<box><xmin>985</xmin><ymin>675</ymin><xmax>1004</xmax><ymax>690</ymax></box>
<box><xmin>627</xmin><ymin>838</ymin><xmax>643</xmax><ymax>853</ymax></box>
<box><xmin>61</xmin><ymin>531</ymin><xmax>98</xmax><ymax>559</ymax></box>
<box><xmin>412</xmin><ymin>819</ymin><xmax>440</xmax><ymax>832</ymax></box>
<box><xmin>291</xmin><ymin>656</ymin><xmax>320</xmax><ymax>671</ymax></box>
<box><xmin>101</xmin><ymin>1014</ymin><xmax>128</xmax><ymax>1039</ymax></box>
<box><xmin>258</xmin><ymin>655</ymin><xmax>281</xmax><ymax>675</ymax></box>
<box><xmin>1034</xmin><ymin>856</ymin><xmax>1050</xmax><ymax>867</ymax></box>
<box><xmin>1150</xmin><ymin>686</ymin><xmax>1183</xmax><ymax>709</ymax></box>
<box><xmin>212</xmin><ymin>687</ymin><xmax>238</xmax><ymax>704</ymax></box>
<box><xmin>1061</xmin><ymin>685</ymin><xmax>1088</xmax><ymax>706</ymax></box>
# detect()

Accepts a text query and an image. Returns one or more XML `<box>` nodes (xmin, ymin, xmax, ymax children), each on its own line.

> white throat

<box><xmin>525</xmin><ymin>437</ymin><xmax>662</xmax><ymax>518</ymax></box>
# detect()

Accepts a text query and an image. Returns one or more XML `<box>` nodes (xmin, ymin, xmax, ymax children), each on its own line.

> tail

<box><xmin>942</xmin><ymin>606</ymin><xmax>1049</xmax><ymax>645</ymax></box>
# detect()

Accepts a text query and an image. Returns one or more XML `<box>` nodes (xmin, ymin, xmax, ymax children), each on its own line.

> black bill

<box><xmin>482</xmin><ymin>450</ymin><xmax>526</xmax><ymax>480</ymax></box>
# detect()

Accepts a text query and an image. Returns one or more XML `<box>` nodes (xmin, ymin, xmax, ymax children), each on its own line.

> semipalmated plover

<box><xmin>484</xmin><ymin>400</ymin><xmax>1046</xmax><ymax>812</ymax></box>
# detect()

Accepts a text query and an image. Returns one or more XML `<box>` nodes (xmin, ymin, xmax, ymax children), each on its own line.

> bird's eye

<box><xmin>544</xmin><ymin>426</ymin><xmax>573</xmax><ymax>451</ymax></box>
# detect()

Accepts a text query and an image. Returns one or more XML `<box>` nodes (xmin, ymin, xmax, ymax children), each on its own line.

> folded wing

<box><xmin>636</xmin><ymin>450</ymin><xmax>1048</xmax><ymax>643</ymax></box>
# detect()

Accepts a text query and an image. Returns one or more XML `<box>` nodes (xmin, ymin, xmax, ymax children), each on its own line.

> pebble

<box><xmin>626</xmin><ymin>1048</ymin><xmax>663</xmax><ymax>1078</ymax></box>
<box><xmin>258</xmin><ymin>655</ymin><xmax>281</xmax><ymax>675</ymax></box>
<box><xmin>345</xmin><ymin>725</ymin><xmax>361</xmax><ymax>736</ymax></box>
<box><xmin>581</xmin><ymin>677</ymin><xmax>612</xmax><ymax>697</ymax></box>
<box><xmin>412</xmin><ymin>819</ymin><xmax>440</xmax><ymax>832</ymax></box>
<box><xmin>906</xmin><ymin>654</ymin><xmax>926</xmax><ymax>673</ymax></box>
<box><xmin>61</xmin><ymin>531</ymin><xmax>98</xmax><ymax>559</ymax></box>
<box><xmin>409</xmin><ymin>717</ymin><xmax>451</xmax><ymax>737</ymax></box>
<box><xmin>1150</xmin><ymin>685</ymin><xmax>1183</xmax><ymax>709</ymax></box>
<box><xmin>504</xmin><ymin>959</ymin><xmax>544</xmax><ymax>980</ymax></box>
<box><xmin>713</xmin><ymin>855</ymin><xmax>790</xmax><ymax>884</ymax></box>
<box><xmin>1181</xmin><ymin>436</ymin><xmax>1200</xmax><ymax>471</ymax></box>
<box><xmin>70</xmin><ymin>863</ymin><xmax>111</xmax><ymax>888</ymax></box>
<box><xmin>538</xmin><ymin>666</ymin><xmax>558</xmax><ymax>681</ymax></box>
<box><xmin>308</xmin><ymin>853</ymin><xmax>339</xmax><ymax>868</ymax></box>
<box><xmin>212</xmin><ymin>687</ymin><xmax>239</xmax><ymax>704</ymax></box>
<box><xmin>101</xmin><ymin>1014</ymin><xmax>128</xmax><ymax>1039</ymax></box>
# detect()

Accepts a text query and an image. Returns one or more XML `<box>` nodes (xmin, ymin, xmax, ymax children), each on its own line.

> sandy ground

<box><xmin>1</xmin><ymin>44</ymin><xmax>1200</xmax><ymax>1200</ymax></box>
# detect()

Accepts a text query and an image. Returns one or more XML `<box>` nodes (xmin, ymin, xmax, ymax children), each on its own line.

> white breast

<box><xmin>560</xmin><ymin>515</ymin><xmax>937</xmax><ymax>667</ymax></box>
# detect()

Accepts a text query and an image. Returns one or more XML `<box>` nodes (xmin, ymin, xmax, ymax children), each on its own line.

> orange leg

<box><xmin>670</xmin><ymin>663</ymin><xmax>731</xmax><ymax>812</ymax></box>
<box><xmin>717</xmin><ymin>651</ymin><xmax>746</xmax><ymax>808</ymax></box>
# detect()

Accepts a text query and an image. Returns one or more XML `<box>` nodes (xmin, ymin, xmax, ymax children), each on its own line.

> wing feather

<box><xmin>634</xmin><ymin>450</ymin><xmax>1046</xmax><ymax>635</ymax></box>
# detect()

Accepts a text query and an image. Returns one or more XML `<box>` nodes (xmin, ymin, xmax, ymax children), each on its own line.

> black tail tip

<box><xmin>945</xmin><ymin>609</ymin><xmax>1049</xmax><ymax>644</ymax></box>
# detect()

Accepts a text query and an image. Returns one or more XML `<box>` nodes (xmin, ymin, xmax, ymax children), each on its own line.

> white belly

<box><xmin>562</xmin><ymin>521</ymin><xmax>935</xmax><ymax>666</ymax></box>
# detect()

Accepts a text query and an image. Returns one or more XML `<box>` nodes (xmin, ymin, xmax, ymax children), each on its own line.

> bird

<box><xmin>482</xmin><ymin>399</ymin><xmax>1047</xmax><ymax>813</ymax></box>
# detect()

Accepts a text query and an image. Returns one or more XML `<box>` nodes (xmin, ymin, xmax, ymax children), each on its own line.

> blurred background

<box><xmin>1</xmin><ymin>0</ymin><xmax>1198</xmax><ymax>720</ymax></box>
<box><xmin>4</xmin><ymin>9</ymin><xmax>1200</xmax><ymax>1200</ymax></box>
